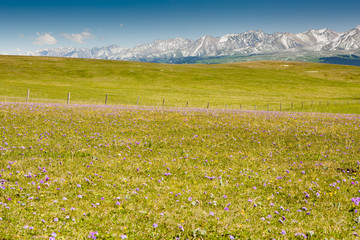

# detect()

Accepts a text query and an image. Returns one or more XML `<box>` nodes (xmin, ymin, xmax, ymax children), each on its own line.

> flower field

<box><xmin>0</xmin><ymin>103</ymin><xmax>359</xmax><ymax>239</ymax></box>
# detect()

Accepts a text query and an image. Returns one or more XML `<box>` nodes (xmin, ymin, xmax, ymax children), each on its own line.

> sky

<box><xmin>1</xmin><ymin>0</ymin><xmax>360</xmax><ymax>55</ymax></box>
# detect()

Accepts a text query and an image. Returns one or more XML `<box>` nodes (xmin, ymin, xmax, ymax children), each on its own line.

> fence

<box><xmin>0</xmin><ymin>88</ymin><xmax>359</xmax><ymax>113</ymax></box>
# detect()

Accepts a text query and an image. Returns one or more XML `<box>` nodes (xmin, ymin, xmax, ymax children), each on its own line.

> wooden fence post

<box><xmin>186</xmin><ymin>101</ymin><xmax>188</xmax><ymax>108</ymax></box>
<box><xmin>254</xmin><ymin>104</ymin><xmax>256</xmax><ymax>110</ymax></box>
<box><xmin>163</xmin><ymin>99</ymin><xmax>165</xmax><ymax>107</ymax></box>
<box><xmin>240</xmin><ymin>104</ymin><xmax>242</xmax><ymax>110</ymax></box>
<box><xmin>67</xmin><ymin>92</ymin><xmax>70</xmax><ymax>104</ymax></box>
<box><xmin>207</xmin><ymin>102</ymin><xmax>209</xmax><ymax>109</ymax></box>
<box><xmin>26</xmin><ymin>89</ymin><xmax>30</xmax><ymax>103</ymax></box>
<box><xmin>105</xmin><ymin>94</ymin><xmax>108</xmax><ymax>105</ymax></box>
<box><xmin>136</xmin><ymin>97</ymin><xmax>139</xmax><ymax>105</ymax></box>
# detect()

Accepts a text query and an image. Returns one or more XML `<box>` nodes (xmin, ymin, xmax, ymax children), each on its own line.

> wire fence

<box><xmin>0</xmin><ymin>88</ymin><xmax>359</xmax><ymax>113</ymax></box>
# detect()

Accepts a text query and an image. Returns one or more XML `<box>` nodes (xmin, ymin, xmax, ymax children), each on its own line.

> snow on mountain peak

<box><xmin>27</xmin><ymin>25</ymin><xmax>360</xmax><ymax>61</ymax></box>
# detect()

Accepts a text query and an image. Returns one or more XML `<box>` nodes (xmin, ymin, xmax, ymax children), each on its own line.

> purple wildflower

<box><xmin>352</xmin><ymin>197</ymin><xmax>360</xmax><ymax>205</ymax></box>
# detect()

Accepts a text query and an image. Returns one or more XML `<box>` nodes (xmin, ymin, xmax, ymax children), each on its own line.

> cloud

<box><xmin>61</xmin><ymin>31</ymin><xmax>94</xmax><ymax>44</ymax></box>
<box><xmin>33</xmin><ymin>33</ymin><xmax>57</xmax><ymax>45</ymax></box>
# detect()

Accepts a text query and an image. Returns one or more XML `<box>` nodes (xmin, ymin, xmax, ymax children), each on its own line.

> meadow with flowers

<box><xmin>0</xmin><ymin>102</ymin><xmax>359</xmax><ymax>239</ymax></box>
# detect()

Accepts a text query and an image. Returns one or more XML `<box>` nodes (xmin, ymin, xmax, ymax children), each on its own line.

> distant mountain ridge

<box><xmin>27</xmin><ymin>25</ymin><xmax>360</xmax><ymax>62</ymax></box>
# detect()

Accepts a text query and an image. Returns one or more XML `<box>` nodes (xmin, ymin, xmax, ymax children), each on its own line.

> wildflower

<box><xmin>352</xmin><ymin>197</ymin><xmax>360</xmax><ymax>205</ymax></box>
<box><xmin>209</xmin><ymin>211</ymin><xmax>214</xmax><ymax>216</ymax></box>
<box><xmin>153</xmin><ymin>223</ymin><xmax>158</xmax><ymax>228</ymax></box>
<box><xmin>295</xmin><ymin>233</ymin><xmax>307</xmax><ymax>238</ymax></box>
<box><xmin>54</xmin><ymin>218</ymin><xmax>59</xmax><ymax>222</ymax></box>
<box><xmin>120</xmin><ymin>235</ymin><xmax>128</xmax><ymax>239</ymax></box>
<box><xmin>88</xmin><ymin>231</ymin><xmax>98</xmax><ymax>239</ymax></box>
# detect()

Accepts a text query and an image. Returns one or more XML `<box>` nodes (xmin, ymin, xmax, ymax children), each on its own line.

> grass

<box><xmin>0</xmin><ymin>55</ymin><xmax>359</xmax><ymax>113</ymax></box>
<box><xmin>0</xmin><ymin>55</ymin><xmax>359</xmax><ymax>238</ymax></box>
<box><xmin>0</xmin><ymin>103</ymin><xmax>359</xmax><ymax>239</ymax></box>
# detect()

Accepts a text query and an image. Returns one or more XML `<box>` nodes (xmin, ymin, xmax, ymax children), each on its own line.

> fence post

<box><xmin>280</xmin><ymin>103</ymin><xmax>281</xmax><ymax>111</ymax></box>
<box><xmin>26</xmin><ymin>89</ymin><xmax>30</xmax><ymax>103</ymax></box>
<box><xmin>254</xmin><ymin>104</ymin><xmax>256</xmax><ymax>110</ymax></box>
<box><xmin>207</xmin><ymin>102</ymin><xmax>209</xmax><ymax>109</ymax></box>
<box><xmin>311</xmin><ymin>101</ymin><xmax>313</xmax><ymax>107</ymax></box>
<box><xmin>240</xmin><ymin>104</ymin><xmax>242</xmax><ymax>110</ymax></box>
<box><xmin>163</xmin><ymin>99</ymin><xmax>165</xmax><ymax>107</ymax></box>
<box><xmin>136</xmin><ymin>97</ymin><xmax>139</xmax><ymax>105</ymax></box>
<box><xmin>105</xmin><ymin>94</ymin><xmax>108</xmax><ymax>105</ymax></box>
<box><xmin>291</xmin><ymin>102</ymin><xmax>293</xmax><ymax>109</ymax></box>
<box><xmin>67</xmin><ymin>92</ymin><xmax>70</xmax><ymax>104</ymax></box>
<box><xmin>319</xmin><ymin>101</ymin><xmax>321</xmax><ymax>106</ymax></box>
<box><xmin>225</xmin><ymin>105</ymin><xmax>228</xmax><ymax>110</ymax></box>
<box><xmin>186</xmin><ymin>101</ymin><xmax>188</xmax><ymax>108</ymax></box>
<box><xmin>327</xmin><ymin>100</ymin><xmax>329</xmax><ymax>107</ymax></box>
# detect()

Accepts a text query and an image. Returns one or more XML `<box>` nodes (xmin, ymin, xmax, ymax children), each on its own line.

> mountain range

<box><xmin>27</xmin><ymin>25</ymin><xmax>360</xmax><ymax>63</ymax></box>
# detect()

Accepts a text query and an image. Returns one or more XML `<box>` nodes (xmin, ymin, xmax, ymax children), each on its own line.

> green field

<box><xmin>0</xmin><ymin>56</ymin><xmax>360</xmax><ymax>239</ymax></box>
<box><xmin>0</xmin><ymin>103</ymin><xmax>359</xmax><ymax>239</ymax></box>
<box><xmin>0</xmin><ymin>55</ymin><xmax>359</xmax><ymax>113</ymax></box>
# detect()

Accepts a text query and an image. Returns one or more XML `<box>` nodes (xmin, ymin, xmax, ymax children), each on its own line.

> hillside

<box><xmin>0</xmin><ymin>55</ymin><xmax>359</xmax><ymax>113</ymax></box>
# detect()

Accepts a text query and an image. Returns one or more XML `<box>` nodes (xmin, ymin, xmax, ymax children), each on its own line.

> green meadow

<box><xmin>0</xmin><ymin>103</ymin><xmax>359</xmax><ymax>239</ymax></box>
<box><xmin>0</xmin><ymin>56</ymin><xmax>360</xmax><ymax>239</ymax></box>
<box><xmin>0</xmin><ymin>55</ymin><xmax>359</xmax><ymax>113</ymax></box>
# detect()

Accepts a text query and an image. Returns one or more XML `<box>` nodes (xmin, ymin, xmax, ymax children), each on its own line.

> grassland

<box><xmin>0</xmin><ymin>55</ymin><xmax>359</xmax><ymax>113</ymax></box>
<box><xmin>0</xmin><ymin>55</ymin><xmax>360</xmax><ymax>239</ymax></box>
<box><xmin>0</xmin><ymin>103</ymin><xmax>359</xmax><ymax>239</ymax></box>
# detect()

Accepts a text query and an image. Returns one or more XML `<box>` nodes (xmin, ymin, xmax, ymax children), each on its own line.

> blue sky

<box><xmin>1</xmin><ymin>0</ymin><xmax>360</xmax><ymax>54</ymax></box>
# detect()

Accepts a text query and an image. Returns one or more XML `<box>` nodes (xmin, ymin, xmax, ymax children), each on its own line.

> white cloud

<box><xmin>62</xmin><ymin>31</ymin><xmax>94</xmax><ymax>44</ymax></box>
<box><xmin>33</xmin><ymin>32</ymin><xmax>57</xmax><ymax>45</ymax></box>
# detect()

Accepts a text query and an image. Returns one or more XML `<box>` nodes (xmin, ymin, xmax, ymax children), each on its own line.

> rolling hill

<box><xmin>0</xmin><ymin>55</ymin><xmax>359</xmax><ymax>113</ymax></box>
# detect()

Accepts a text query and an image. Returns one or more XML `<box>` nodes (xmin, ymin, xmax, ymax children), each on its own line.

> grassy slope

<box><xmin>0</xmin><ymin>55</ymin><xmax>359</xmax><ymax>113</ymax></box>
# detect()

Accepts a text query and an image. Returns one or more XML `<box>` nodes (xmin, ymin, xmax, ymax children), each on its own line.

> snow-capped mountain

<box><xmin>322</xmin><ymin>25</ymin><xmax>360</xmax><ymax>51</ymax></box>
<box><xmin>27</xmin><ymin>26</ymin><xmax>360</xmax><ymax>62</ymax></box>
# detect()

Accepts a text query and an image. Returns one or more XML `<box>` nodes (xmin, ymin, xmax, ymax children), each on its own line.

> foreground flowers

<box><xmin>0</xmin><ymin>103</ymin><xmax>359</xmax><ymax>239</ymax></box>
